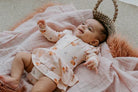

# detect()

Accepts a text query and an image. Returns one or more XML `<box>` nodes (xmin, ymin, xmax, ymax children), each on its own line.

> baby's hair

<box><xmin>97</xmin><ymin>20</ymin><xmax>109</xmax><ymax>44</ymax></box>
<box><xmin>93</xmin><ymin>11</ymin><xmax>116</xmax><ymax>44</ymax></box>
<box><xmin>94</xmin><ymin>20</ymin><xmax>109</xmax><ymax>44</ymax></box>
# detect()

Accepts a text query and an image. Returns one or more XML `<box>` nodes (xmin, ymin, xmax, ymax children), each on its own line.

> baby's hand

<box><xmin>37</xmin><ymin>20</ymin><xmax>46</xmax><ymax>33</ymax></box>
<box><xmin>83</xmin><ymin>57</ymin><xmax>99</xmax><ymax>74</ymax></box>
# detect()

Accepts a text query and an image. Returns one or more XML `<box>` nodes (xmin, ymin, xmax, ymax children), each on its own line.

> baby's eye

<box><xmin>82</xmin><ymin>23</ymin><xmax>85</xmax><ymax>25</ymax></box>
<box><xmin>88</xmin><ymin>27</ymin><xmax>92</xmax><ymax>31</ymax></box>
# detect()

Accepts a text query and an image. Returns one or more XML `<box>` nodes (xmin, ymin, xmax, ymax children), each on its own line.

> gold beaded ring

<box><xmin>93</xmin><ymin>0</ymin><xmax>118</xmax><ymax>36</ymax></box>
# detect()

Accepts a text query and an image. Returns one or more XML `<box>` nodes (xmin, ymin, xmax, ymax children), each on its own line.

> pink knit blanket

<box><xmin>0</xmin><ymin>5</ymin><xmax>137</xmax><ymax>92</ymax></box>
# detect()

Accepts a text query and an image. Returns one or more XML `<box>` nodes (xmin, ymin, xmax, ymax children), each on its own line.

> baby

<box><xmin>0</xmin><ymin>19</ymin><xmax>108</xmax><ymax>92</ymax></box>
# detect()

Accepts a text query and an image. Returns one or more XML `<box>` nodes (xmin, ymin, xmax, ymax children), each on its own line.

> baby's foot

<box><xmin>37</xmin><ymin>20</ymin><xmax>46</xmax><ymax>33</ymax></box>
<box><xmin>0</xmin><ymin>75</ymin><xmax>19</xmax><ymax>90</ymax></box>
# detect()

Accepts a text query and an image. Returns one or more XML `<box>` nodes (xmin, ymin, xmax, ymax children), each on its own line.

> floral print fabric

<box><xmin>31</xmin><ymin>28</ymin><xmax>99</xmax><ymax>91</ymax></box>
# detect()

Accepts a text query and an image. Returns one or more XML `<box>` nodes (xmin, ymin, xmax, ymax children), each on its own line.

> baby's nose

<box><xmin>80</xmin><ymin>25</ymin><xmax>86</xmax><ymax>29</ymax></box>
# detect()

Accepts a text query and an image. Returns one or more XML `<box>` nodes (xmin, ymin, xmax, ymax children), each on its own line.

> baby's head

<box><xmin>75</xmin><ymin>19</ymin><xmax>108</xmax><ymax>46</ymax></box>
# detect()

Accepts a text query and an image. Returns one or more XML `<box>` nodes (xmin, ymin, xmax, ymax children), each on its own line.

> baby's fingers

<box><xmin>87</xmin><ymin>63</ymin><xmax>95</xmax><ymax>70</ymax></box>
<box><xmin>94</xmin><ymin>67</ymin><xmax>98</xmax><ymax>74</ymax></box>
<box><xmin>83</xmin><ymin>61</ymin><xmax>93</xmax><ymax>66</ymax></box>
<box><xmin>37</xmin><ymin>20</ymin><xmax>45</xmax><ymax>25</ymax></box>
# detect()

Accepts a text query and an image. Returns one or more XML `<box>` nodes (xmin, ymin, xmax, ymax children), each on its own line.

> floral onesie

<box><xmin>30</xmin><ymin>25</ymin><xmax>99</xmax><ymax>91</ymax></box>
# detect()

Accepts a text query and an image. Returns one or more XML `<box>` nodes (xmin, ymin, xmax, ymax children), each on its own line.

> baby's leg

<box><xmin>0</xmin><ymin>52</ymin><xmax>33</xmax><ymax>89</ymax></box>
<box><xmin>31</xmin><ymin>76</ymin><xmax>56</xmax><ymax>92</ymax></box>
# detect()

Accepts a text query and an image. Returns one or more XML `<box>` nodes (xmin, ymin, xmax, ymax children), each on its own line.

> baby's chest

<box><xmin>51</xmin><ymin>34</ymin><xmax>93</xmax><ymax>65</ymax></box>
<box><xmin>54</xmin><ymin>41</ymin><xmax>89</xmax><ymax>65</ymax></box>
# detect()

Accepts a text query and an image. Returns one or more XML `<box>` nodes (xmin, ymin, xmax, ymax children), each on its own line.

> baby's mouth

<box><xmin>78</xmin><ymin>28</ymin><xmax>84</xmax><ymax>33</ymax></box>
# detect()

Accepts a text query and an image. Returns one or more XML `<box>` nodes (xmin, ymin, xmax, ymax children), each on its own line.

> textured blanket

<box><xmin>0</xmin><ymin>4</ymin><xmax>138</xmax><ymax>92</ymax></box>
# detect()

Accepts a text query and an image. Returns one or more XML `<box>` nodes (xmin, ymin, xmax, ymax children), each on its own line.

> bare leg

<box><xmin>31</xmin><ymin>76</ymin><xmax>57</xmax><ymax>92</ymax></box>
<box><xmin>0</xmin><ymin>52</ymin><xmax>33</xmax><ymax>89</ymax></box>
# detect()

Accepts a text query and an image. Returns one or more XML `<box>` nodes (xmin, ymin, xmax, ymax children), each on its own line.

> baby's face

<box><xmin>75</xmin><ymin>19</ymin><xmax>104</xmax><ymax>46</ymax></box>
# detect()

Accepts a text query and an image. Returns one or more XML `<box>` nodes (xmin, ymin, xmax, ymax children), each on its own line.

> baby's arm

<box><xmin>37</xmin><ymin>20</ymin><xmax>66</xmax><ymax>42</ymax></box>
<box><xmin>84</xmin><ymin>47</ymin><xmax>100</xmax><ymax>73</ymax></box>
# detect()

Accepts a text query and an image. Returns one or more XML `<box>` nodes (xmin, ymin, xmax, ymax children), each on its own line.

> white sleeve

<box><xmin>41</xmin><ymin>25</ymin><xmax>72</xmax><ymax>42</ymax></box>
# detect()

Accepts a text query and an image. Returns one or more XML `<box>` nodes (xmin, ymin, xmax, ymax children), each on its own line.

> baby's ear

<box><xmin>91</xmin><ymin>40</ymin><xmax>99</xmax><ymax>46</ymax></box>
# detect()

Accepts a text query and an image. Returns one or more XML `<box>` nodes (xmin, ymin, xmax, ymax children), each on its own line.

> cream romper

<box><xmin>27</xmin><ymin>25</ymin><xmax>99</xmax><ymax>92</ymax></box>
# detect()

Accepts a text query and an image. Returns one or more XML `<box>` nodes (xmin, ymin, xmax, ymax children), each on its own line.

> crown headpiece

<box><xmin>93</xmin><ymin>0</ymin><xmax>118</xmax><ymax>36</ymax></box>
